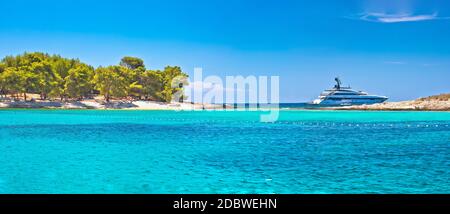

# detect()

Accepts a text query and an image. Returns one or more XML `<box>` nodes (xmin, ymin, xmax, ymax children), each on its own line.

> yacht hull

<box><xmin>313</xmin><ymin>97</ymin><xmax>388</xmax><ymax>106</ymax></box>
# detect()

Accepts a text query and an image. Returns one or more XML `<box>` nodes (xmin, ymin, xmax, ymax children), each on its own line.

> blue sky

<box><xmin>1</xmin><ymin>0</ymin><xmax>449</xmax><ymax>102</ymax></box>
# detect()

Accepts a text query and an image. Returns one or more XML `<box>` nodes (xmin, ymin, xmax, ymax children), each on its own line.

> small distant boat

<box><xmin>312</xmin><ymin>77</ymin><xmax>388</xmax><ymax>106</ymax></box>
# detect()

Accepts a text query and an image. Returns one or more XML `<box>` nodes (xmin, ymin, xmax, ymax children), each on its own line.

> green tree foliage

<box><xmin>120</xmin><ymin>56</ymin><xmax>147</xmax><ymax>99</ymax></box>
<box><xmin>140</xmin><ymin>70</ymin><xmax>163</xmax><ymax>101</ymax></box>
<box><xmin>159</xmin><ymin>66</ymin><xmax>189</xmax><ymax>102</ymax></box>
<box><xmin>93</xmin><ymin>66</ymin><xmax>129</xmax><ymax>102</ymax></box>
<box><xmin>0</xmin><ymin>63</ymin><xmax>5</xmax><ymax>73</ymax></box>
<box><xmin>0</xmin><ymin>63</ymin><xmax>5</xmax><ymax>97</ymax></box>
<box><xmin>0</xmin><ymin>52</ymin><xmax>188</xmax><ymax>103</ymax></box>
<box><xmin>0</xmin><ymin>67</ymin><xmax>27</xmax><ymax>99</ymax></box>
<box><xmin>65</xmin><ymin>65</ymin><xmax>94</xmax><ymax>100</ymax></box>
<box><xmin>120</xmin><ymin>56</ymin><xmax>145</xmax><ymax>70</ymax></box>
<box><xmin>32</xmin><ymin>61</ymin><xmax>60</xmax><ymax>99</ymax></box>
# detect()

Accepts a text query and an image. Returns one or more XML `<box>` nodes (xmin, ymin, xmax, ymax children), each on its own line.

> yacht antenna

<box><xmin>334</xmin><ymin>77</ymin><xmax>342</xmax><ymax>89</ymax></box>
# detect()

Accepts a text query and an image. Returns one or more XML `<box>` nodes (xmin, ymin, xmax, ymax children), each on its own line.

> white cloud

<box><xmin>358</xmin><ymin>12</ymin><xmax>448</xmax><ymax>23</ymax></box>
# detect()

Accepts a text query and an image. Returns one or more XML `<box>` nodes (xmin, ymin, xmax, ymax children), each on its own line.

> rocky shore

<box><xmin>331</xmin><ymin>94</ymin><xmax>450</xmax><ymax>111</ymax></box>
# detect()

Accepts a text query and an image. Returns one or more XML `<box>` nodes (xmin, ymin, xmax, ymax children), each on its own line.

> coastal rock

<box><xmin>333</xmin><ymin>94</ymin><xmax>450</xmax><ymax>111</ymax></box>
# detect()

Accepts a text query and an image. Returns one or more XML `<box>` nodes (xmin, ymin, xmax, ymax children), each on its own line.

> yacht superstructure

<box><xmin>312</xmin><ymin>78</ymin><xmax>388</xmax><ymax>106</ymax></box>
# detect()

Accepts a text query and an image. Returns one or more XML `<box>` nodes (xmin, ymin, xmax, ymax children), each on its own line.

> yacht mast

<box><xmin>334</xmin><ymin>77</ymin><xmax>342</xmax><ymax>89</ymax></box>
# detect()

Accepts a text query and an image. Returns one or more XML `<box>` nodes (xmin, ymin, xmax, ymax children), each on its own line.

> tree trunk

<box><xmin>23</xmin><ymin>93</ymin><xmax>27</xmax><ymax>101</ymax></box>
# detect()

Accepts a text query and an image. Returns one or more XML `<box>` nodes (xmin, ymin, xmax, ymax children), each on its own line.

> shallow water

<box><xmin>0</xmin><ymin>109</ymin><xmax>449</xmax><ymax>193</ymax></box>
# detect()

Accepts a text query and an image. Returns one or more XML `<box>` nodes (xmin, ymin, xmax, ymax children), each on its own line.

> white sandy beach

<box><xmin>0</xmin><ymin>98</ymin><xmax>229</xmax><ymax>110</ymax></box>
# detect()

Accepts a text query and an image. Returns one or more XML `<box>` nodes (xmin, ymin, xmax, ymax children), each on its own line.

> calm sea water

<box><xmin>0</xmin><ymin>109</ymin><xmax>449</xmax><ymax>193</ymax></box>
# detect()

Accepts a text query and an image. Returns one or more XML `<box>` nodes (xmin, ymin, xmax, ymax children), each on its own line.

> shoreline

<box><xmin>2</xmin><ymin>93</ymin><xmax>450</xmax><ymax>112</ymax></box>
<box><xmin>1</xmin><ymin>100</ymin><xmax>450</xmax><ymax>112</ymax></box>
<box><xmin>0</xmin><ymin>99</ymin><xmax>231</xmax><ymax>111</ymax></box>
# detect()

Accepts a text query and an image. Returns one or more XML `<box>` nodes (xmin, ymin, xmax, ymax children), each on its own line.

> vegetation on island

<box><xmin>417</xmin><ymin>93</ymin><xmax>450</xmax><ymax>102</ymax></box>
<box><xmin>0</xmin><ymin>52</ymin><xmax>188</xmax><ymax>103</ymax></box>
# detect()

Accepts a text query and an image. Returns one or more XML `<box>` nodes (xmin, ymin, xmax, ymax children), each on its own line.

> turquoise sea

<box><xmin>0</xmin><ymin>109</ymin><xmax>449</xmax><ymax>193</ymax></box>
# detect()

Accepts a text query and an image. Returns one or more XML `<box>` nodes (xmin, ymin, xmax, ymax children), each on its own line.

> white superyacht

<box><xmin>312</xmin><ymin>78</ymin><xmax>388</xmax><ymax>106</ymax></box>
